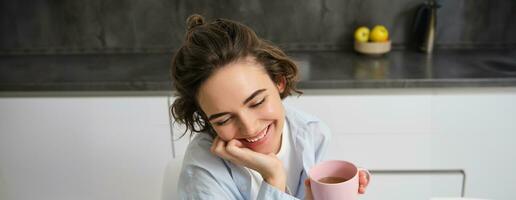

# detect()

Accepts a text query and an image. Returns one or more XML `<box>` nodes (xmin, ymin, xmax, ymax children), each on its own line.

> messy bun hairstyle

<box><xmin>170</xmin><ymin>14</ymin><xmax>302</xmax><ymax>137</ymax></box>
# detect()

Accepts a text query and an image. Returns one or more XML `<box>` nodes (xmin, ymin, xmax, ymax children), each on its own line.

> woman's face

<box><xmin>197</xmin><ymin>56</ymin><xmax>285</xmax><ymax>154</ymax></box>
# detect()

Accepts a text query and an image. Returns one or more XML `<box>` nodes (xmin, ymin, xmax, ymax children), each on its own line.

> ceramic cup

<box><xmin>309</xmin><ymin>160</ymin><xmax>359</xmax><ymax>200</ymax></box>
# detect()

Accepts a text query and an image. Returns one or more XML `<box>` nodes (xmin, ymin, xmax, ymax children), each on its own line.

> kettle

<box><xmin>413</xmin><ymin>0</ymin><xmax>441</xmax><ymax>53</ymax></box>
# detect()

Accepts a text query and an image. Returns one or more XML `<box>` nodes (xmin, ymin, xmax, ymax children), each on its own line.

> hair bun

<box><xmin>186</xmin><ymin>14</ymin><xmax>205</xmax><ymax>31</ymax></box>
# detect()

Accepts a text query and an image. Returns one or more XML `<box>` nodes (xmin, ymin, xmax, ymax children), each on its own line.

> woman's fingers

<box><xmin>358</xmin><ymin>170</ymin><xmax>369</xmax><ymax>194</ymax></box>
<box><xmin>210</xmin><ymin>136</ymin><xmax>220</xmax><ymax>154</ymax></box>
<box><xmin>211</xmin><ymin>137</ymin><xmax>240</xmax><ymax>164</ymax></box>
<box><xmin>226</xmin><ymin>139</ymin><xmax>263</xmax><ymax>160</ymax></box>
<box><xmin>211</xmin><ymin>137</ymin><xmax>285</xmax><ymax>184</ymax></box>
<box><xmin>359</xmin><ymin>170</ymin><xmax>369</xmax><ymax>187</ymax></box>
<box><xmin>212</xmin><ymin>137</ymin><xmax>226</xmax><ymax>156</ymax></box>
<box><xmin>304</xmin><ymin>179</ymin><xmax>314</xmax><ymax>200</ymax></box>
<box><xmin>211</xmin><ymin>137</ymin><xmax>267</xmax><ymax>169</ymax></box>
<box><xmin>226</xmin><ymin>139</ymin><xmax>271</xmax><ymax>169</ymax></box>
<box><xmin>228</xmin><ymin>138</ymin><xmax>244</xmax><ymax>148</ymax></box>
<box><xmin>359</xmin><ymin>185</ymin><xmax>366</xmax><ymax>194</ymax></box>
<box><xmin>226</xmin><ymin>139</ymin><xmax>247</xmax><ymax>155</ymax></box>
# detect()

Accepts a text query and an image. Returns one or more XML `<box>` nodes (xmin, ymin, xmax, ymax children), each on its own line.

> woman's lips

<box><xmin>240</xmin><ymin>123</ymin><xmax>273</xmax><ymax>149</ymax></box>
<box><xmin>245</xmin><ymin>125</ymin><xmax>269</xmax><ymax>143</ymax></box>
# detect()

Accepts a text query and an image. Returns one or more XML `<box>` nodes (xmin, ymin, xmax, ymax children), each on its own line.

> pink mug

<box><xmin>309</xmin><ymin>160</ymin><xmax>359</xmax><ymax>200</ymax></box>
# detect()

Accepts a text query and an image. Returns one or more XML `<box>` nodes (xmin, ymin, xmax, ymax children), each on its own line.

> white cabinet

<box><xmin>170</xmin><ymin>88</ymin><xmax>516</xmax><ymax>200</ymax></box>
<box><xmin>285</xmin><ymin>88</ymin><xmax>516</xmax><ymax>200</ymax></box>
<box><xmin>0</xmin><ymin>96</ymin><xmax>173</xmax><ymax>200</ymax></box>
<box><xmin>364</xmin><ymin>172</ymin><xmax>464</xmax><ymax>200</ymax></box>
<box><xmin>2</xmin><ymin>87</ymin><xmax>514</xmax><ymax>200</ymax></box>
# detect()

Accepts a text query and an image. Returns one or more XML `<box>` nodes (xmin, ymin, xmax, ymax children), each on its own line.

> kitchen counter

<box><xmin>292</xmin><ymin>49</ymin><xmax>516</xmax><ymax>88</ymax></box>
<box><xmin>1</xmin><ymin>49</ymin><xmax>516</xmax><ymax>91</ymax></box>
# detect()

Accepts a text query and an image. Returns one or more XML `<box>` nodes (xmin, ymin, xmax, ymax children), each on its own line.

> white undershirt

<box><xmin>247</xmin><ymin>120</ymin><xmax>298</xmax><ymax>199</ymax></box>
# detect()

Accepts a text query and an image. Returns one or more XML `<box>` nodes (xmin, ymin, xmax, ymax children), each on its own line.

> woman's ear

<box><xmin>276</xmin><ymin>76</ymin><xmax>286</xmax><ymax>93</ymax></box>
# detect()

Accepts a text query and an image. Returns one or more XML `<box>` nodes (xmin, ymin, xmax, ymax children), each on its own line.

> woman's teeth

<box><xmin>246</xmin><ymin>124</ymin><xmax>269</xmax><ymax>143</ymax></box>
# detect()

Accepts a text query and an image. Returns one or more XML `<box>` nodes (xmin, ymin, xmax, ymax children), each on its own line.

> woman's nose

<box><xmin>238</xmin><ymin>114</ymin><xmax>258</xmax><ymax>137</ymax></box>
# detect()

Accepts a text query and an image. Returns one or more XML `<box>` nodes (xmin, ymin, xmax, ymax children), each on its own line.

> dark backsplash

<box><xmin>1</xmin><ymin>0</ymin><xmax>515</xmax><ymax>55</ymax></box>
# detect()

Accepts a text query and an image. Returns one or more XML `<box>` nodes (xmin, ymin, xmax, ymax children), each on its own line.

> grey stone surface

<box><xmin>1</xmin><ymin>49</ymin><xmax>516</xmax><ymax>91</ymax></box>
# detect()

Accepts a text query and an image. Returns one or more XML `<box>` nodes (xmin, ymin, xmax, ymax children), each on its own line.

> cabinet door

<box><xmin>284</xmin><ymin>88</ymin><xmax>516</xmax><ymax>200</ymax></box>
<box><xmin>0</xmin><ymin>96</ymin><xmax>172</xmax><ymax>200</ymax></box>
<box><xmin>284</xmin><ymin>93</ymin><xmax>434</xmax><ymax>168</ymax></box>
<box><xmin>363</xmin><ymin>171</ymin><xmax>464</xmax><ymax>200</ymax></box>
<box><xmin>165</xmin><ymin>88</ymin><xmax>516</xmax><ymax>199</ymax></box>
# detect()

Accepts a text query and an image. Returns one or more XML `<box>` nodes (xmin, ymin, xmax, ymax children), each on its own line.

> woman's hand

<box><xmin>358</xmin><ymin>169</ymin><xmax>370</xmax><ymax>194</ymax></box>
<box><xmin>304</xmin><ymin>179</ymin><xmax>314</xmax><ymax>200</ymax></box>
<box><xmin>210</xmin><ymin>136</ymin><xmax>287</xmax><ymax>192</ymax></box>
<box><xmin>304</xmin><ymin>169</ymin><xmax>370</xmax><ymax>199</ymax></box>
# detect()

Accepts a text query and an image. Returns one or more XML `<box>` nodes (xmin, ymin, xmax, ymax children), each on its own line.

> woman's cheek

<box><xmin>264</xmin><ymin>98</ymin><xmax>282</xmax><ymax>116</ymax></box>
<box><xmin>262</xmin><ymin>100</ymin><xmax>275</xmax><ymax>113</ymax></box>
<box><xmin>215</xmin><ymin>126</ymin><xmax>237</xmax><ymax>141</ymax></box>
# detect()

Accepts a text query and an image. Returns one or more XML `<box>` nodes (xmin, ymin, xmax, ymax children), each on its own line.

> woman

<box><xmin>170</xmin><ymin>14</ymin><xmax>370</xmax><ymax>199</ymax></box>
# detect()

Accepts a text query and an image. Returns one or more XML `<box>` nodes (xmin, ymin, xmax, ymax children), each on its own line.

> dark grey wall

<box><xmin>1</xmin><ymin>0</ymin><xmax>515</xmax><ymax>54</ymax></box>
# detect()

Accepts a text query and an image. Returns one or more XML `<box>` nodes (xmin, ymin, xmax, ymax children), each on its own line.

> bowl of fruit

<box><xmin>354</xmin><ymin>25</ymin><xmax>391</xmax><ymax>55</ymax></box>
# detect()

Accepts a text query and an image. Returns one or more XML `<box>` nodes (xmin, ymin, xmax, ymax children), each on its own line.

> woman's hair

<box><xmin>170</xmin><ymin>14</ymin><xmax>302</xmax><ymax>138</ymax></box>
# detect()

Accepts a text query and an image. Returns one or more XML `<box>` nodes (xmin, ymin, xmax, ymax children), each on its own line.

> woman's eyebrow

<box><xmin>208</xmin><ymin>112</ymin><xmax>230</xmax><ymax>121</ymax></box>
<box><xmin>208</xmin><ymin>88</ymin><xmax>266</xmax><ymax>121</ymax></box>
<box><xmin>243</xmin><ymin>88</ymin><xmax>266</xmax><ymax>105</ymax></box>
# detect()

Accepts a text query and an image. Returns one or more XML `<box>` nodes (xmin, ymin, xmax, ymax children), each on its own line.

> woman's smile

<box><xmin>240</xmin><ymin>122</ymin><xmax>275</xmax><ymax>150</ymax></box>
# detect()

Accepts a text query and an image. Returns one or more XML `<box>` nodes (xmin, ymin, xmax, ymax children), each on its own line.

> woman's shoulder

<box><xmin>283</xmin><ymin>103</ymin><xmax>330</xmax><ymax>132</ymax></box>
<box><xmin>283</xmin><ymin>103</ymin><xmax>332</xmax><ymax>166</ymax></box>
<box><xmin>283</xmin><ymin>103</ymin><xmax>331</xmax><ymax>141</ymax></box>
<box><xmin>283</xmin><ymin>103</ymin><xmax>322</xmax><ymax>124</ymax></box>
<box><xmin>178</xmin><ymin>133</ymin><xmax>243</xmax><ymax>198</ymax></box>
<box><xmin>180</xmin><ymin>133</ymin><xmax>236</xmax><ymax>184</ymax></box>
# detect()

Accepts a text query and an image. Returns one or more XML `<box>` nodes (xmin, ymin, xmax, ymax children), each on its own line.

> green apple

<box><xmin>370</xmin><ymin>25</ymin><xmax>389</xmax><ymax>42</ymax></box>
<box><xmin>354</xmin><ymin>26</ymin><xmax>370</xmax><ymax>43</ymax></box>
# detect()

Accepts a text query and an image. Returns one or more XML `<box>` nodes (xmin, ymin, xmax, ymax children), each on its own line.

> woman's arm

<box><xmin>177</xmin><ymin>166</ymin><xmax>238</xmax><ymax>200</ymax></box>
<box><xmin>211</xmin><ymin>137</ymin><xmax>303</xmax><ymax>199</ymax></box>
<box><xmin>211</xmin><ymin>137</ymin><xmax>287</xmax><ymax>192</ymax></box>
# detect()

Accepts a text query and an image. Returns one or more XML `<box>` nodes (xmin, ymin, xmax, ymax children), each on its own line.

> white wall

<box><xmin>1</xmin><ymin>87</ymin><xmax>515</xmax><ymax>200</ymax></box>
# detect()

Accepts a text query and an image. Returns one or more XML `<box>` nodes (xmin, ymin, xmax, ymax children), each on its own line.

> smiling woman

<box><xmin>169</xmin><ymin>14</ymin><xmax>369</xmax><ymax>199</ymax></box>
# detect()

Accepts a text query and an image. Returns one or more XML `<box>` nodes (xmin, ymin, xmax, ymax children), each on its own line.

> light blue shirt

<box><xmin>177</xmin><ymin>103</ymin><xmax>331</xmax><ymax>199</ymax></box>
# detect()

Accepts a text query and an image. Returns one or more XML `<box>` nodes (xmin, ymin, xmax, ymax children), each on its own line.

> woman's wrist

<box><xmin>261</xmin><ymin>162</ymin><xmax>287</xmax><ymax>192</ymax></box>
<box><xmin>264</xmin><ymin>172</ymin><xmax>286</xmax><ymax>192</ymax></box>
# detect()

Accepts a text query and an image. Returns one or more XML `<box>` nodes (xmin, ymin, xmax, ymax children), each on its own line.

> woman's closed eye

<box><xmin>215</xmin><ymin>117</ymin><xmax>231</xmax><ymax>126</ymax></box>
<box><xmin>250</xmin><ymin>97</ymin><xmax>266</xmax><ymax>108</ymax></box>
<box><xmin>214</xmin><ymin>97</ymin><xmax>267</xmax><ymax>126</ymax></box>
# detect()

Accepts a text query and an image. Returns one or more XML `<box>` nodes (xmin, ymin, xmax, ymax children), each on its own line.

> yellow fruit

<box><xmin>354</xmin><ymin>26</ymin><xmax>370</xmax><ymax>43</ymax></box>
<box><xmin>370</xmin><ymin>25</ymin><xmax>389</xmax><ymax>42</ymax></box>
